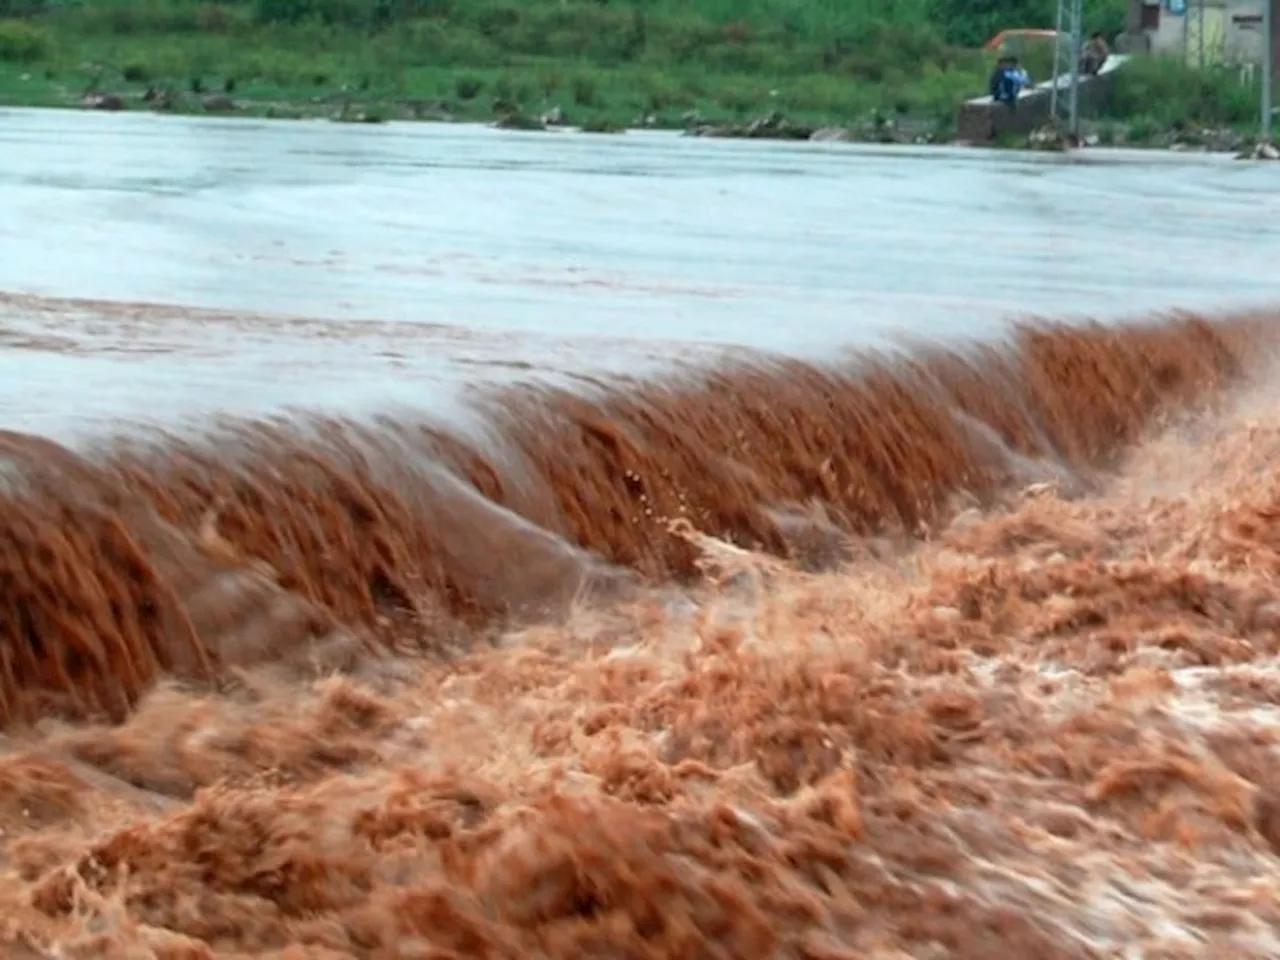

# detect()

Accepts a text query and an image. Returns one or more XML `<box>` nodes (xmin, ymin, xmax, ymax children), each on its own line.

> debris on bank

<box><xmin>58</xmin><ymin>90</ymin><xmax>1266</xmax><ymax>158</ymax></box>
<box><xmin>684</xmin><ymin>110</ymin><xmax>945</xmax><ymax>146</ymax></box>
<box><xmin>1236</xmin><ymin>140</ymin><xmax>1280</xmax><ymax>161</ymax></box>
<box><xmin>82</xmin><ymin>92</ymin><xmax>124</xmax><ymax>111</ymax></box>
<box><xmin>685</xmin><ymin>110</ymin><xmax>815</xmax><ymax>140</ymax></box>
<box><xmin>1028</xmin><ymin>125</ymin><xmax>1076</xmax><ymax>152</ymax></box>
<box><xmin>493</xmin><ymin>111</ymin><xmax>546</xmax><ymax>131</ymax></box>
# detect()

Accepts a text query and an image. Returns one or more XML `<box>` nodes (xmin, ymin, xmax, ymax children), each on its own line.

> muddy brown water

<box><xmin>4</xmin><ymin>110</ymin><xmax>1280</xmax><ymax>959</ymax></box>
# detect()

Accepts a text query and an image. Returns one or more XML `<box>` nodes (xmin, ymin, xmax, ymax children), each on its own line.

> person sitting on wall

<box><xmin>1011</xmin><ymin>58</ymin><xmax>1032</xmax><ymax>90</ymax></box>
<box><xmin>989</xmin><ymin>56</ymin><xmax>1032</xmax><ymax>111</ymax></box>
<box><xmin>1081</xmin><ymin>32</ymin><xmax>1110</xmax><ymax>75</ymax></box>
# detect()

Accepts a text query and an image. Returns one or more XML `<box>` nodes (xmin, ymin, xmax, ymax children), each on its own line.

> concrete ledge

<box><xmin>957</xmin><ymin>55</ymin><xmax>1130</xmax><ymax>144</ymax></box>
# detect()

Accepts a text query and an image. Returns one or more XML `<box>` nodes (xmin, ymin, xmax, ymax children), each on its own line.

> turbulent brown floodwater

<box><xmin>5</xmin><ymin>113</ymin><xmax>1280</xmax><ymax>958</ymax></box>
<box><xmin>3</xmin><ymin>313</ymin><xmax>1280</xmax><ymax>958</ymax></box>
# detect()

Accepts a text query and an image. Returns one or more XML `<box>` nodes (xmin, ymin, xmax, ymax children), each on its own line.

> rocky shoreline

<box><xmin>70</xmin><ymin>90</ymin><xmax>1279</xmax><ymax>158</ymax></box>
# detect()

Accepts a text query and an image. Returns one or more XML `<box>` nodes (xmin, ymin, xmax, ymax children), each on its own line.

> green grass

<box><xmin>0</xmin><ymin>55</ymin><xmax>982</xmax><ymax>131</ymax></box>
<box><xmin>0</xmin><ymin>0</ymin><xmax>1006</xmax><ymax>132</ymax></box>
<box><xmin>0</xmin><ymin>0</ymin><xmax>1265</xmax><ymax>144</ymax></box>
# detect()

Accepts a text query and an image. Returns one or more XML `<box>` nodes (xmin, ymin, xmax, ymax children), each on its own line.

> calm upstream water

<box><xmin>0</xmin><ymin>106</ymin><xmax>1278</xmax><ymax>434</ymax></box>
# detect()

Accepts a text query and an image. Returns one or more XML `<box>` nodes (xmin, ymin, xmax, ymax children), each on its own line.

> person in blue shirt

<box><xmin>989</xmin><ymin>56</ymin><xmax>1032</xmax><ymax>112</ymax></box>
<box><xmin>1011</xmin><ymin>60</ymin><xmax>1032</xmax><ymax>91</ymax></box>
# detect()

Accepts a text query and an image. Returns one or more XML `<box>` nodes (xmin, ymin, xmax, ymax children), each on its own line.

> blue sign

<box><xmin>1167</xmin><ymin>0</ymin><xmax>1187</xmax><ymax>14</ymax></box>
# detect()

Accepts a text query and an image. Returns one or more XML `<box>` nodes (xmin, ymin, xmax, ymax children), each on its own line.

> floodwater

<box><xmin>1</xmin><ymin>107</ymin><xmax>1279</xmax><ymax>434</ymax></box>
<box><xmin>8</xmin><ymin>111</ymin><xmax>1280</xmax><ymax>959</ymax></box>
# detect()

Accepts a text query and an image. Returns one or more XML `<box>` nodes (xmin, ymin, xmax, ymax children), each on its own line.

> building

<box><xmin>1123</xmin><ymin>0</ymin><xmax>1279</xmax><ymax>67</ymax></box>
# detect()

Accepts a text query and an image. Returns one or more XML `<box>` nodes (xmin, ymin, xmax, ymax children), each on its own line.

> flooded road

<box><xmin>1</xmin><ymin>107</ymin><xmax>1278</xmax><ymax>434</ymax></box>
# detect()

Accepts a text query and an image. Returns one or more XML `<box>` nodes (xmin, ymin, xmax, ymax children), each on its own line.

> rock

<box><xmin>494</xmin><ymin>112</ymin><xmax>546</xmax><ymax>131</ymax></box>
<box><xmin>749</xmin><ymin>111</ymin><xmax>814</xmax><ymax>139</ymax></box>
<box><xmin>541</xmin><ymin>105</ymin><xmax>564</xmax><ymax>126</ymax></box>
<box><xmin>201</xmin><ymin>94</ymin><xmax>237</xmax><ymax>113</ymax></box>
<box><xmin>1236</xmin><ymin>140</ymin><xmax>1280</xmax><ymax>161</ymax></box>
<box><xmin>1028</xmin><ymin>125</ymin><xmax>1075</xmax><ymax>151</ymax></box>
<box><xmin>143</xmin><ymin>87</ymin><xmax>180</xmax><ymax>111</ymax></box>
<box><xmin>405</xmin><ymin>99</ymin><xmax>452</xmax><ymax>122</ymax></box>
<box><xmin>1172</xmin><ymin>126</ymin><xmax>1245</xmax><ymax>153</ymax></box>
<box><xmin>83</xmin><ymin>92</ymin><xmax>124</xmax><ymax>111</ymax></box>
<box><xmin>683</xmin><ymin>123</ymin><xmax>727</xmax><ymax>137</ymax></box>
<box><xmin>691</xmin><ymin>110</ymin><xmax>815</xmax><ymax>141</ymax></box>
<box><xmin>810</xmin><ymin>126</ymin><xmax>855</xmax><ymax>142</ymax></box>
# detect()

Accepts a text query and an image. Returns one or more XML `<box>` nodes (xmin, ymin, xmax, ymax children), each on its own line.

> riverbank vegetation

<box><xmin>1099</xmin><ymin>53</ymin><xmax>1265</xmax><ymax>147</ymax></box>
<box><xmin>0</xmin><ymin>0</ymin><xmax>1263</xmax><ymax>147</ymax></box>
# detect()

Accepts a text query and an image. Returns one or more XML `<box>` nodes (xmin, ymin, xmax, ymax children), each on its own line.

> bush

<box><xmin>1111</xmin><ymin>54</ymin><xmax>1258</xmax><ymax>128</ymax></box>
<box><xmin>454</xmin><ymin>75</ymin><xmax>483</xmax><ymax>100</ymax></box>
<box><xmin>1126</xmin><ymin>114</ymin><xmax>1160</xmax><ymax>143</ymax></box>
<box><xmin>571</xmin><ymin>73</ymin><xmax>598</xmax><ymax>106</ymax></box>
<box><xmin>929</xmin><ymin>0</ymin><xmax>1127</xmax><ymax>48</ymax></box>
<box><xmin>0</xmin><ymin>19</ymin><xmax>53</xmax><ymax>62</ymax></box>
<box><xmin>0</xmin><ymin>0</ymin><xmax>53</xmax><ymax>14</ymax></box>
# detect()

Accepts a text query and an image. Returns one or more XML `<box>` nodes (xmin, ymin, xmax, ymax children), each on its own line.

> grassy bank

<box><xmin>1098</xmin><ymin>53</ymin><xmax>1267</xmax><ymax>149</ymax></box>
<box><xmin>0</xmin><ymin>0</ymin><xmax>1263</xmax><ymax>148</ymax></box>
<box><xmin>0</xmin><ymin>0</ymin><xmax>1099</xmax><ymax>137</ymax></box>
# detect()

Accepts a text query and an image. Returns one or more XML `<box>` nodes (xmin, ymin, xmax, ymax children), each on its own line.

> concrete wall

<box><xmin>1225</xmin><ymin>0</ymin><xmax>1268</xmax><ymax>63</ymax></box>
<box><xmin>1147</xmin><ymin>0</ymin><xmax>1196</xmax><ymax>56</ymax></box>
<box><xmin>1138</xmin><ymin>0</ymin><xmax>1275</xmax><ymax>65</ymax></box>
<box><xmin>956</xmin><ymin>63</ymin><xmax>1122</xmax><ymax>144</ymax></box>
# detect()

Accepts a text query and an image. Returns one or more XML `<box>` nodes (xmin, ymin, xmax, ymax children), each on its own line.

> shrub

<box><xmin>1111</xmin><ymin>54</ymin><xmax>1258</xmax><ymax>128</ymax></box>
<box><xmin>0</xmin><ymin>19</ymin><xmax>53</xmax><ymax>62</ymax></box>
<box><xmin>571</xmin><ymin>73</ymin><xmax>598</xmax><ymax>106</ymax></box>
<box><xmin>454</xmin><ymin>75</ymin><xmax>483</xmax><ymax>100</ymax></box>
<box><xmin>1126</xmin><ymin>114</ymin><xmax>1160</xmax><ymax>143</ymax></box>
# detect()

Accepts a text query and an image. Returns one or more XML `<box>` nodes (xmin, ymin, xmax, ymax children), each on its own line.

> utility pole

<box><xmin>1192</xmin><ymin>0</ymin><xmax>1203</xmax><ymax>67</ymax></box>
<box><xmin>1181</xmin><ymin>0</ymin><xmax>1191</xmax><ymax>64</ymax></box>
<box><xmin>1264</xmin><ymin>0</ymin><xmax>1274</xmax><ymax>142</ymax></box>
<box><xmin>1050</xmin><ymin>0</ymin><xmax>1084</xmax><ymax>135</ymax></box>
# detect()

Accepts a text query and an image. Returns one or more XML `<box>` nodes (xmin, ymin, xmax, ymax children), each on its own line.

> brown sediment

<box><xmin>0</xmin><ymin>314</ymin><xmax>1268</xmax><ymax>729</ymax></box>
